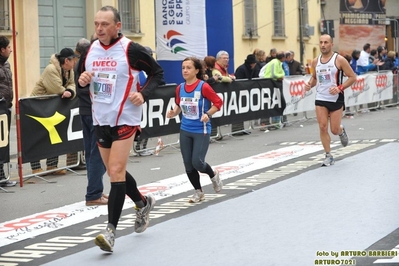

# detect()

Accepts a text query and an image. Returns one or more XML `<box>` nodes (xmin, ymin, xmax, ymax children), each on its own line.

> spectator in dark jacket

<box><xmin>235</xmin><ymin>54</ymin><xmax>257</xmax><ymax>80</ymax></box>
<box><xmin>265</xmin><ymin>48</ymin><xmax>277</xmax><ymax>63</ymax></box>
<box><xmin>381</xmin><ymin>50</ymin><xmax>397</xmax><ymax>72</ymax></box>
<box><xmin>287</xmin><ymin>51</ymin><xmax>305</xmax><ymax>75</ymax></box>
<box><xmin>75</xmin><ymin>37</ymin><xmax>108</xmax><ymax>206</ymax></box>
<box><xmin>0</xmin><ymin>35</ymin><xmax>15</xmax><ymax>187</ymax></box>
<box><xmin>253</xmin><ymin>49</ymin><xmax>266</xmax><ymax>77</ymax></box>
<box><xmin>231</xmin><ymin>54</ymin><xmax>257</xmax><ymax>136</ymax></box>
<box><xmin>350</xmin><ymin>49</ymin><xmax>360</xmax><ymax>75</ymax></box>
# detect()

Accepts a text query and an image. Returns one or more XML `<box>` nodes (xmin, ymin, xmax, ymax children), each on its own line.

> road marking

<box><xmin>0</xmin><ymin>142</ymin><xmax>393</xmax><ymax>265</ymax></box>
<box><xmin>0</xmin><ymin>144</ymin><xmax>325</xmax><ymax>247</ymax></box>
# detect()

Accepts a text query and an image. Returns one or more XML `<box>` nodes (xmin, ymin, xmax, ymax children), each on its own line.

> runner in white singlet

<box><xmin>304</xmin><ymin>34</ymin><xmax>356</xmax><ymax>167</ymax></box>
<box><xmin>77</xmin><ymin>6</ymin><xmax>164</xmax><ymax>253</ymax></box>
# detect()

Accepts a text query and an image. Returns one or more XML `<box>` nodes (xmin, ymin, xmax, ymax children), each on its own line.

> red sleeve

<box><xmin>201</xmin><ymin>82</ymin><xmax>223</xmax><ymax>110</ymax></box>
<box><xmin>175</xmin><ymin>84</ymin><xmax>181</xmax><ymax>105</ymax></box>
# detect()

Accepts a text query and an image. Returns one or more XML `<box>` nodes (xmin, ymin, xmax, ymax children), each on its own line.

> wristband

<box><xmin>205</xmin><ymin>112</ymin><xmax>212</xmax><ymax>118</ymax></box>
<box><xmin>338</xmin><ymin>85</ymin><xmax>344</xmax><ymax>91</ymax></box>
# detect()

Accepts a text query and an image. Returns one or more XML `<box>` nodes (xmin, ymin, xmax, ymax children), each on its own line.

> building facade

<box><xmin>2</xmin><ymin>0</ymin><xmax>322</xmax><ymax>103</ymax></box>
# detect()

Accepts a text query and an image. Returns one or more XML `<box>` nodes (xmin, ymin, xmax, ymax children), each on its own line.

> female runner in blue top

<box><xmin>167</xmin><ymin>57</ymin><xmax>223</xmax><ymax>203</ymax></box>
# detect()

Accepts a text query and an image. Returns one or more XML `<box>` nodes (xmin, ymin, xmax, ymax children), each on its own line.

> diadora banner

<box><xmin>282</xmin><ymin>71</ymin><xmax>393</xmax><ymax>115</ymax></box>
<box><xmin>17</xmin><ymin>80</ymin><xmax>283</xmax><ymax>161</ymax></box>
<box><xmin>16</xmin><ymin>73</ymin><xmax>395</xmax><ymax>159</ymax></box>
<box><xmin>0</xmin><ymin>100</ymin><xmax>9</xmax><ymax>164</ymax></box>
<box><xmin>155</xmin><ymin>0</ymin><xmax>234</xmax><ymax>84</ymax></box>
<box><xmin>19</xmin><ymin>96</ymin><xmax>83</xmax><ymax>163</ymax></box>
<box><xmin>140</xmin><ymin>79</ymin><xmax>285</xmax><ymax>139</ymax></box>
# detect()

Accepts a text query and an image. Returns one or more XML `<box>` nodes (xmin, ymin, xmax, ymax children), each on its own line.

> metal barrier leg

<box><xmin>64</xmin><ymin>152</ymin><xmax>86</xmax><ymax>175</ymax></box>
<box><xmin>223</xmin><ymin>124</ymin><xmax>251</xmax><ymax>139</ymax></box>
<box><xmin>130</xmin><ymin>137</ymin><xmax>180</xmax><ymax>157</ymax></box>
<box><xmin>23</xmin><ymin>173</ymin><xmax>57</xmax><ymax>183</ymax></box>
<box><xmin>210</xmin><ymin>126</ymin><xmax>224</xmax><ymax>143</ymax></box>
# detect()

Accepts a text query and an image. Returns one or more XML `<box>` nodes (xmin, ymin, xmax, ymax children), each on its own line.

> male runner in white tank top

<box><xmin>305</xmin><ymin>34</ymin><xmax>356</xmax><ymax>166</ymax></box>
<box><xmin>78</xmin><ymin>6</ymin><xmax>164</xmax><ymax>252</ymax></box>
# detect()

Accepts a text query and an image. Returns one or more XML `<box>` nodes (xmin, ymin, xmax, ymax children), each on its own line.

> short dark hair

<box><xmin>0</xmin><ymin>36</ymin><xmax>10</xmax><ymax>50</ymax></box>
<box><xmin>351</xmin><ymin>49</ymin><xmax>360</xmax><ymax>58</ymax></box>
<box><xmin>183</xmin><ymin>57</ymin><xmax>203</xmax><ymax>80</ymax></box>
<box><xmin>363</xmin><ymin>43</ymin><xmax>371</xmax><ymax>51</ymax></box>
<box><xmin>276</xmin><ymin>52</ymin><xmax>286</xmax><ymax>60</ymax></box>
<box><xmin>100</xmin><ymin>6</ymin><xmax>121</xmax><ymax>23</ymax></box>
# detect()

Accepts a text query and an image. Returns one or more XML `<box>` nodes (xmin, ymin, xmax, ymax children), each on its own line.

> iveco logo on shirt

<box><xmin>93</xmin><ymin>61</ymin><xmax>118</xmax><ymax>67</ymax></box>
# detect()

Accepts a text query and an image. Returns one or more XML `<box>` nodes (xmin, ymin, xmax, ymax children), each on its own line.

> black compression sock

<box><xmin>108</xmin><ymin>182</ymin><xmax>126</xmax><ymax>229</ymax></box>
<box><xmin>125</xmin><ymin>171</ymin><xmax>146</xmax><ymax>207</ymax></box>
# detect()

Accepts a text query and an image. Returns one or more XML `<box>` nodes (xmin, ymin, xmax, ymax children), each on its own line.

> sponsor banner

<box><xmin>339</xmin><ymin>0</ymin><xmax>386</xmax><ymax>56</ymax></box>
<box><xmin>155</xmin><ymin>0</ymin><xmax>207</xmax><ymax>84</ymax></box>
<box><xmin>155</xmin><ymin>0</ymin><xmax>207</xmax><ymax>61</ymax></box>
<box><xmin>19</xmin><ymin>96</ymin><xmax>83</xmax><ymax>163</ymax></box>
<box><xmin>140</xmin><ymin>79</ymin><xmax>285</xmax><ymax>139</ymax></box>
<box><xmin>345</xmin><ymin>71</ymin><xmax>393</xmax><ymax>106</ymax></box>
<box><xmin>155</xmin><ymin>0</ymin><xmax>235</xmax><ymax>84</ymax></box>
<box><xmin>339</xmin><ymin>0</ymin><xmax>386</xmax><ymax>25</ymax></box>
<box><xmin>0</xmin><ymin>100</ymin><xmax>9</xmax><ymax>163</ymax></box>
<box><xmin>280</xmin><ymin>72</ymin><xmax>394</xmax><ymax>111</ymax></box>
<box><xmin>282</xmin><ymin>75</ymin><xmax>315</xmax><ymax>115</ymax></box>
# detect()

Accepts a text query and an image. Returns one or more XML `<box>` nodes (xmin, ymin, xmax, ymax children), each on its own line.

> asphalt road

<box><xmin>2</xmin><ymin>107</ymin><xmax>398</xmax><ymax>220</ymax></box>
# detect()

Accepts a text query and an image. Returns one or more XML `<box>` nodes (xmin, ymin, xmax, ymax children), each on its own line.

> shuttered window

<box><xmin>0</xmin><ymin>0</ymin><xmax>10</xmax><ymax>30</ymax></box>
<box><xmin>243</xmin><ymin>0</ymin><xmax>258</xmax><ymax>38</ymax></box>
<box><xmin>301</xmin><ymin>0</ymin><xmax>309</xmax><ymax>37</ymax></box>
<box><xmin>273</xmin><ymin>0</ymin><xmax>285</xmax><ymax>37</ymax></box>
<box><xmin>119</xmin><ymin>0</ymin><xmax>141</xmax><ymax>33</ymax></box>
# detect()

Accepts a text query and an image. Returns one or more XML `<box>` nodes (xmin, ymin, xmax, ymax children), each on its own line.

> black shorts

<box><xmin>315</xmin><ymin>100</ymin><xmax>345</xmax><ymax>112</ymax></box>
<box><xmin>94</xmin><ymin>125</ymin><xmax>139</xmax><ymax>148</ymax></box>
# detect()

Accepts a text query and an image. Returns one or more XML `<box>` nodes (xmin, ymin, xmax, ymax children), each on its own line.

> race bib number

<box><xmin>317</xmin><ymin>69</ymin><xmax>332</xmax><ymax>85</ymax></box>
<box><xmin>180</xmin><ymin>96</ymin><xmax>199</xmax><ymax>120</ymax></box>
<box><xmin>92</xmin><ymin>72</ymin><xmax>117</xmax><ymax>104</ymax></box>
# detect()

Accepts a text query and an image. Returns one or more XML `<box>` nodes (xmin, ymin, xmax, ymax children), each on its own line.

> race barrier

<box><xmin>0</xmin><ymin>100</ymin><xmax>11</xmax><ymax>192</ymax></box>
<box><xmin>18</xmin><ymin>95</ymin><xmax>84</xmax><ymax>183</ymax></box>
<box><xmin>6</xmin><ymin>73</ymin><xmax>398</xmax><ymax>184</ymax></box>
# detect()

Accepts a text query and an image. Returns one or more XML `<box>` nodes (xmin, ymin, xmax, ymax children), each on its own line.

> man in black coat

<box><xmin>234</xmin><ymin>54</ymin><xmax>257</xmax><ymax>80</ymax></box>
<box><xmin>231</xmin><ymin>54</ymin><xmax>257</xmax><ymax>135</ymax></box>
<box><xmin>287</xmin><ymin>51</ymin><xmax>305</xmax><ymax>75</ymax></box>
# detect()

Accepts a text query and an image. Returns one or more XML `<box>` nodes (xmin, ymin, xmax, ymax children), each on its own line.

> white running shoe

<box><xmin>134</xmin><ymin>194</ymin><xmax>156</xmax><ymax>233</ymax></box>
<box><xmin>189</xmin><ymin>189</ymin><xmax>205</xmax><ymax>203</ymax></box>
<box><xmin>321</xmin><ymin>154</ymin><xmax>335</xmax><ymax>167</ymax></box>
<box><xmin>211</xmin><ymin>170</ymin><xmax>223</xmax><ymax>193</ymax></box>
<box><xmin>339</xmin><ymin>125</ymin><xmax>349</xmax><ymax>147</ymax></box>
<box><xmin>94</xmin><ymin>225</ymin><xmax>115</xmax><ymax>252</ymax></box>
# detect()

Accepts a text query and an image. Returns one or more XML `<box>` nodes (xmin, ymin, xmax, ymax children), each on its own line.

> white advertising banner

<box><xmin>283</xmin><ymin>75</ymin><xmax>316</xmax><ymax>115</ymax></box>
<box><xmin>283</xmin><ymin>72</ymin><xmax>394</xmax><ymax>113</ymax></box>
<box><xmin>155</xmin><ymin>0</ymin><xmax>207</xmax><ymax>61</ymax></box>
<box><xmin>345</xmin><ymin>71</ymin><xmax>393</xmax><ymax>107</ymax></box>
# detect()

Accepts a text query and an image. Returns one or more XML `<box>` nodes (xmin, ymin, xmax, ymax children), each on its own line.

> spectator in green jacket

<box><xmin>262</xmin><ymin>51</ymin><xmax>286</xmax><ymax>80</ymax></box>
<box><xmin>261</xmin><ymin>51</ymin><xmax>286</xmax><ymax>129</ymax></box>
